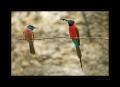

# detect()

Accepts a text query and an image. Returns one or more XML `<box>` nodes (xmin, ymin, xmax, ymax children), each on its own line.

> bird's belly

<box><xmin>24</xmin><ymin>32</ymin><xmax>33</xmax><ymax>41</ymax></box>
<box><xmin>69</xmin><ymin>32</ymin><xmax>78</xmax><ymax>39</ymax></box>
<box><xmin>69</xmin><ymin>29</ymin><xmax>77</xmax><ymax>38</ymax></box>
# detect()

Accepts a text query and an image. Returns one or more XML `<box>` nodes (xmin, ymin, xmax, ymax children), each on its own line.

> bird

<box><xmin>60</xmin><ymin>18</ymin><xmax>83</xmax><ymax>71</ymax></box>
<box><xmin>23</xmin><ymin>25</ymin><xmax>38</xmax><ymax>55</ymax></box>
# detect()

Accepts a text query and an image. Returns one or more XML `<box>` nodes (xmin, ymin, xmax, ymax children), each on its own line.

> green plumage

<box><xmin>72</xmin><ymin>39</ymin><xmax>80</xmax><ymax>48</ymax></box>
<box><xmin>72</xmin><ymin>39</ymin><xmax>83</xmax><ymax>71</ymax></box>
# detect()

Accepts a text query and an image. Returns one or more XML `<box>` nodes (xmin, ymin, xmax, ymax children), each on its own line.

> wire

<box><xmin>11</xmin><ymin>37</ymin><xmax>109</xmax><ymax>40</ymax></box>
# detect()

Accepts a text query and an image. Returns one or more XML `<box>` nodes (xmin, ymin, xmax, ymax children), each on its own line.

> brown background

<box><xmin>11</xmin><ymin>11</ymin><xmax>109</xmax><ymax>76</ymax></box>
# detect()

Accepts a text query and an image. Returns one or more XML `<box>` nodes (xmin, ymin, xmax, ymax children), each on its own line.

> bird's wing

<box><xmin>75</xmin><ymin>27</ymin><xmax>80</xmax><ymax>45</ymax></box>
<box><xmin>75</xmin><ymin>27</ymin><xmax>80</xmax><ymax>37</ymax></box>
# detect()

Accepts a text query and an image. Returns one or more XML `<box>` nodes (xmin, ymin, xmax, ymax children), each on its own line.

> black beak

<box><xmin>60</xmin><ymin>18</ymin><xmax>68</xmax><ymax>22</ymax></box>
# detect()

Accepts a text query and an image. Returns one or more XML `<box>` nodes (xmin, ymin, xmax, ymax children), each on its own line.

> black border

<box><xmin>9</xmin><ymin>9</ymin><xmax>111</xmax><ymax>80</ymax></box>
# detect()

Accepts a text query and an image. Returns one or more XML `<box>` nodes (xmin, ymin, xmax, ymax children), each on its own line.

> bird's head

<box><xmin>60</xmin><ymin>18</ymin><xmax>74</xmax><ymax>26</ymax></box>
<box><xmin>67</xmin><ymin>20</ymin><xmax>74</xmax><ymax>26</ymax></box>
<box><xmin>27</xmin><ymin>25</ymin><xmax>38</xmax><ymax>30</ymax></box>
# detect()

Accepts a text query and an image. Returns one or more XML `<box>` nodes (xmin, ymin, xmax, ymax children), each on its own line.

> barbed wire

<box><xmin>11</xmin><ymin>37</ymin><xmax>109</xmax><ymax>40</ymax></box>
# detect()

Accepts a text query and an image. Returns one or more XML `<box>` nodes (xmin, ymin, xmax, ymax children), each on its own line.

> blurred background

<box><xmin>11</xmin><ymin>11</ymin><xmax>109</xmax><ymax>76</ymax></box>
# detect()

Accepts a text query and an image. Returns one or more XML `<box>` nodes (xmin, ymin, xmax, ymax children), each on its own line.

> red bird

<box><xmin>60</xmin><ymin>18</ymin><xmax>83</xmax><ymax>71</ymax></box>
<box><xmin>23</xmin><ymin>25</ymin><xmax>38</xmax><ymax>55</ymax></box>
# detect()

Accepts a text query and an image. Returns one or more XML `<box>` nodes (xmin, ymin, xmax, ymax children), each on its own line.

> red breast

<box><xmin>68</xmin><ymin>23</ymin><xmax>78</xmax><ymax>39</ymax></box>
<box><xmin>23</xmin><ymin>27</ymin><xmax>34</xmax><ymax>41</ymax></box>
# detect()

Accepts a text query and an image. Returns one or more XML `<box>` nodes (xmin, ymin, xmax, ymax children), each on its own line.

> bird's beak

<box><xmin>34</xmin><ymin>27</ymin><xmax>39</xmax><ymax>29</ymax></box>
<box><xmin>60</xmin><ymin>18</ymin><xmax>68</xmax><ymax>22</ymax></box>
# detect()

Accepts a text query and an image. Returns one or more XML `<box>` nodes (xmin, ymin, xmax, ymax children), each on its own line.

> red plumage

<box><xmin>60</xmin><ymin>18</ymin><xmax>83</xmax><ymax>71</ymax></box>
<box><xmin>23</xmin><ymin>26</ymin><xmax>35</xmax><ymax>55</ymax></box>
<box><xmin>68</xmin><ymin>22</ymin><xmax>80</xmax><ymax>40</ymax></box>
<box><xmin>68</xmin><ymin>22</ymin><xmax>83</xmax><ymax>71</ymax></box>
<box><xmin>23</xmin><ymin>27</ymin><xmax>34</xmax><ymax>41</ymax></box>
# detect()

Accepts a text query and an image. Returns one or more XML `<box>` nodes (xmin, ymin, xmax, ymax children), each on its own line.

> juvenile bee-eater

<box><xmin>60</xmin><ymin>18</ymin><xmax>83</xmax><ymax>71</ymax></box>
<box><xmin>23</xmin><ymin>25</ymin><xmax>38</xmax><ymax>55</ymax></box>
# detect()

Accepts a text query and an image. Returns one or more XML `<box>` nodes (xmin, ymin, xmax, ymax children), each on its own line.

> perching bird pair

<box><xmin>23</xmin><ymin>18</ymin><xmax>83</xmax><ymax>71</ymax></box>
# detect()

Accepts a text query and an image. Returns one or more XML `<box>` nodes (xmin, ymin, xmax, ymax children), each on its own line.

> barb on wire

<box><xmin>11</xmin><ymin>37</ymin><xmax>109</xmax><ymax>40</ymax></box>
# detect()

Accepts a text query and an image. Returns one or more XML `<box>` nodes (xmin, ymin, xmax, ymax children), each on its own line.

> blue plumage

<box><xmin>27</xmin><ymin>25</ymin><xmax>36</xmax><ymax>30</ymax></box>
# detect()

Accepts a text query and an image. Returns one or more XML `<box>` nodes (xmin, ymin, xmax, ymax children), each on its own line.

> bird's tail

<box><xmin>76</xmin><ymin>47</ymin><xmax>83</xmax><ymax>71</ymax></box>
<box><xmin>29</xmin><ymin>41</ymin><xmax>35</xmax><ymax>55</ymax></box>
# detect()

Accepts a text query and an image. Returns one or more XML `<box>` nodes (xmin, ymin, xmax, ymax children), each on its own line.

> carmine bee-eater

<box><xmin>60</xmin><ymin>18</ymin><xmax>83</xmax><ymax>71</ymax></box>
<box><xmin>23</xmin><ymin>25</ymin><xmax>38</xmax><ymax>55</ymax></box>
